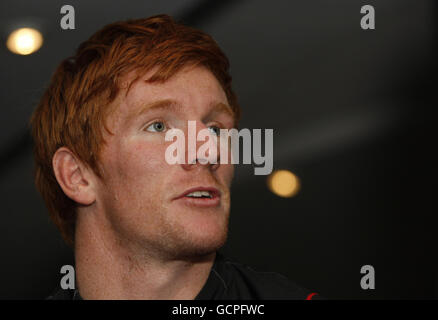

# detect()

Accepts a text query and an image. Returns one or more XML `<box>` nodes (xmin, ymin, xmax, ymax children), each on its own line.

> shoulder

<box><xmin>214</xmin><ymin>252</ymin><xmax>320</xmax><ymax>300</ymax></box>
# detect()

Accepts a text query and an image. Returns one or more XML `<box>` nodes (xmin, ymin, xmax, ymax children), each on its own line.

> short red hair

<box><xmin>30</xmin><ymin>14</ymin><xmax>240</xmax><ymax>246</ymax></box>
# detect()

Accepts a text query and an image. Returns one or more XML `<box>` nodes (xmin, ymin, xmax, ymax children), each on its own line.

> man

<box><xmin>31</xmin><ymin>14</ymin><xmax>317</xmax><ymax>300</ymax></box>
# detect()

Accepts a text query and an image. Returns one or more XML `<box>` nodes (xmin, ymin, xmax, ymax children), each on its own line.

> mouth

<box><xmin>173</xmin><ymin>187</ymin><xmax>221</xmax><ymax>207</ymax></box>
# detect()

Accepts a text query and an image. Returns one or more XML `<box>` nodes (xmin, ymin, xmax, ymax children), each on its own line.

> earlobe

<box><xmin>52</xmin><ymin>147</ymin><xmax>96</xmax><ymax>206</ymax></box>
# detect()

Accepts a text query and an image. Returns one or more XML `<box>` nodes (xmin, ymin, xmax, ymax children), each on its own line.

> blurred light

<box><xmin>267</xmin><ymin>170</ymin><xmax>300</xmax><ymax>198</ymax></box>
<box><xmin>6</xmin><ymin>27</ymin><xmax>43</xmax><ymax>55</ymax></box>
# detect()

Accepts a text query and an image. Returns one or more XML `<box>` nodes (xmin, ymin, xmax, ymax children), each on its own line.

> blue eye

<box><xmin>208</xmin><ymin>126</ymin><xmax>221</xmax><ymax>136</ymax></box>
<box><xmin>146</xmin><ymin>121</ymin><xmax>166</xmax><ymax>132</ymax></box>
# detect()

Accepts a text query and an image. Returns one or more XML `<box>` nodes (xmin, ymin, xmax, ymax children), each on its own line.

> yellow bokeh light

<box><xmin>267</xmin><ymin>170</ymin><xmax>300</xmax><ymax>198</ymax></box>
<box><xmin>6</xmin><ymin>27</ymin><xmax>43</xmax><ymax>55</ymax></box>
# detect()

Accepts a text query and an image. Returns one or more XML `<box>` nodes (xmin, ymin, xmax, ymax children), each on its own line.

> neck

<box><xmin>73</xmin><ymin>210</ymin><xmax>215</xmax><ymax>300</ymax></box>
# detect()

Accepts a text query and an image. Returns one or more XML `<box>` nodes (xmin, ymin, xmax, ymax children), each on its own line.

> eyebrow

<box><xmin>130</xmin><ymin>99</ymin><xmax>181</xmax><ymax>120</ymax></box>
<box><xmin>128</xmin><ymin>99</ymin><xmax>235</xmax><ymax>122</ymax></box>
<box><xmin>209</xmin><ymin>101</ymin><xmax>235</xmax><ymax>118</ymax></box>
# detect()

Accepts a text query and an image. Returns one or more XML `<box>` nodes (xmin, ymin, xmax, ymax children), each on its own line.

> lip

<box><xmin>173</xmin><ymin>186</ymin><xmax>221</xmax><ymax>207</ymax></box>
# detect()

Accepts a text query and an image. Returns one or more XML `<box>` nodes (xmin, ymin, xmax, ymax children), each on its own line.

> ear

<box><xmin>52</xmin><ymin>147</ymin><xmax>96</xmax><ymax>206</ymax></box>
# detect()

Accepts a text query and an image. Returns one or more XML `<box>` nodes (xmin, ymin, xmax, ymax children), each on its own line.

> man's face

<box><xmin>94</xmin><ymin>66</ymin><xmax>235</xmax><ymax>259</ymax></box>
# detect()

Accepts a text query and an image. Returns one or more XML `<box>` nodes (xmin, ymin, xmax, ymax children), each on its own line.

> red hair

<box><xmin>30</xmin><ymin>14</ymin><xmax>240</xmax><ymax>246</ymax></box>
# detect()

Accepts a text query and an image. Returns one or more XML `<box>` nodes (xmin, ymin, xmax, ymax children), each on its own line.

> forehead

<box><xmin>116</xmin><ymin>65</ymin><xmax>229</xmax><ymax>119</ymax></box>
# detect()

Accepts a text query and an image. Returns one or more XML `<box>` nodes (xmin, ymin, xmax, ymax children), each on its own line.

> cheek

<box><xmin>124</xmin><ymin>140</ymin><xmax>169</xmax><ymax>182</ymax></box>
<box><xmin>218</xmin><ymin>163</ymin><xmax>234</xmax><ymax>187</ymax></box>
<box><xmin>104</xmin><ymin>139</ymin><xmax>170</xmax><ymax>199</ymax></box>
<box><xmin>98</xmin><ymin>139</ymin><xmax>173</xmax><ymax>234</ymax></box>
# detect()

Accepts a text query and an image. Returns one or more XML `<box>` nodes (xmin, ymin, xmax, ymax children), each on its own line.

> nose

<box><xmin>181</xmin><ymin>120</ymin><xmax>220</xmax><ymax>171</ymax></box>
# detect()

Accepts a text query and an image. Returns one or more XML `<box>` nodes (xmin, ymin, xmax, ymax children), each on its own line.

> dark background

<box><xmin>0</xmin><ymin>0</ymin><xmax>436</xmax><ymax>299</ymax></box>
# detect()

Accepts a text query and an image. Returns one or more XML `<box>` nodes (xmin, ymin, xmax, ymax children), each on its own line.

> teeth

<box><xmin>186</xmin><ymin>191</ymin><xmax>212</xmax><ymax>198</ymax></box>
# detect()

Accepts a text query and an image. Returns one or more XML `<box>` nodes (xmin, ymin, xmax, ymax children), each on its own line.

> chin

<box><xmin>172</xmin><ymin>222</ymin><xmax>229</xmax><ymax>259</ymax></box>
